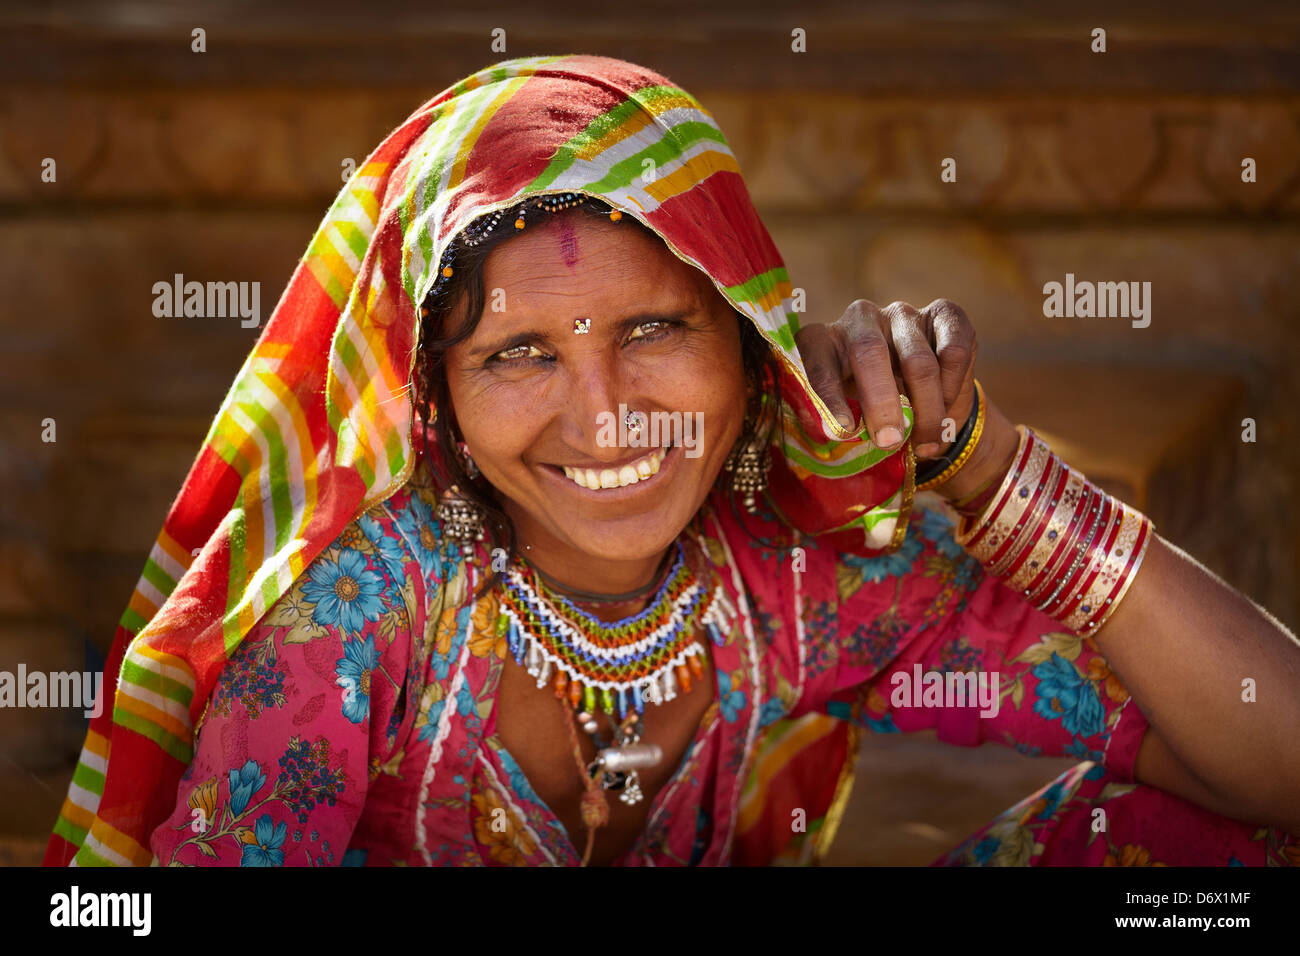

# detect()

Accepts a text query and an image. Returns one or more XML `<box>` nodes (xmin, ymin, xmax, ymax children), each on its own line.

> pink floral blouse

<box><xmin>147</xmin><ymin>461</ymin><xmax>1297</xmax><ymax>867</ymax></box>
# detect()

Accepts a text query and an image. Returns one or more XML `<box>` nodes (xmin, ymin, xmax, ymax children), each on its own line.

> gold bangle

<box><xmin>916</xmin><ymin>380</ymin><xmax>987</xmax><ymax>492</ymax></box>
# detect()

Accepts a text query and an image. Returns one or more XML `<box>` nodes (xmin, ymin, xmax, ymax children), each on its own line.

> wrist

<box><xmin>930</xmin><ymin>399</ymin><xmax>1018</xmax><ymax>505</ymax></box>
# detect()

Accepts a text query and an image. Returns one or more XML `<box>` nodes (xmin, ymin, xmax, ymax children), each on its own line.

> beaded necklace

<box><xmin>494</xmin><ymin>539</ymin><xmax>737</xmax><ymax>720</ymax></box>
<box><xmin>491</xmin><ymin>534</ymin><xmax>736</xmax><ymax>862</ymax></box>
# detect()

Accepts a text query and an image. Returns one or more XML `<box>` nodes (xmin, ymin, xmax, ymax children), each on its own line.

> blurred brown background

<box><xmin>2</xmin><ymin>0</ymin><xmax>1297</xmax><ymax>865</ymax></box>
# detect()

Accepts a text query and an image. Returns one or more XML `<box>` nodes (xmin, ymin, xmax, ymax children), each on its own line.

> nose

<box><xmin>562</xmin><ymin>349</ymin><xmax>639</xmax><ymax>464</ymax></box>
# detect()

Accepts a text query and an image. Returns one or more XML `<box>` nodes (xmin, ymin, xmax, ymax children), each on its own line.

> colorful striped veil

<box><xmin>45</xmin><ymin>54</ymin><xmax>913</xmax><ymax>866</ymax></box>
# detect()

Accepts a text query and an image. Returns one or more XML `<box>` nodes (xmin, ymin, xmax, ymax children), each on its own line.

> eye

<box><xmin>490</xmin><ymin>343</ymin><xmax>550</xmax><ymax>364</ymax></box>
<box><xmin>628</xmin><ymin>319</ymin><xmax>680</xmax><ymax>342</ymax></box>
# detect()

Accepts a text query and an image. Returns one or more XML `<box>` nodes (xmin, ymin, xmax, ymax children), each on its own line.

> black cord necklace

<box><xmin>522</xmin><ymin>544</ymin><xmax>677</xmax><ymax>605</ymax></box>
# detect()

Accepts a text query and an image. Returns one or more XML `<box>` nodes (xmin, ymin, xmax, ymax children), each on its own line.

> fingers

<box><xmin>922</xmin><ymin>297</ymin><xmax>978</xmax><ymax>436</ymax></box>
<box><xmin>793</xmin><ymin>322</ymin><xmax>856</xmax><ymax>431</ymax></box>
<box><xmin>798</xmin><ymin>297</ymin><xmax>979</xmax><ymax>457</ymax></box>
<box><xmin>834</xmin><ymin>300</ymin><xmax>906</xmax><ymax>449</ymax></box>
<box><xmin>882</xmin><ymin>301</ymin><xmax>946</xmax><ymax>457</ymax></box>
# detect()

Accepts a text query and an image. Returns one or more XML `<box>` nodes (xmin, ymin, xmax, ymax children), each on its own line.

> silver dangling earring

<box><xmin>437</xmin><ymin>484</ymin><xmax>486</xmax><ymax>558</ymax></box>
<box><xmin>724</xmin><ymin>424</ymin><xmax>770</xmax><ymax>514</ymax></box>
<box><xmin>438</xmin><ymin>439</ymin><xmax>485</xmax><ymax>558</ymax></box>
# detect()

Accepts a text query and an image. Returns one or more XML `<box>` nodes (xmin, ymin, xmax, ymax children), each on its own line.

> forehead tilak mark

<box><xmin>558</xmin><ymin>220</ymin><xmax>580</xmax><ymax>269</ymax></box>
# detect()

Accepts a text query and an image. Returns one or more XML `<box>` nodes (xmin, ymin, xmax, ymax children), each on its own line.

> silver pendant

<box><xmin>593</xmin><ymin>742</ymin><xmax>662</xmax><ymax>773</ymax></box>
<box><xmin>580</xmin><ymin>712</ymin><xmax>662</xmax><ymax>804</ymax></box>
<box><xmin>618</xmin><ymin>773</ymin><xmax>645</xmax><ymax>806</ymax></box>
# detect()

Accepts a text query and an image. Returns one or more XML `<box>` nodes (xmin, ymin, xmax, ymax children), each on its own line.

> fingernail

<box><xmin>835</xmin><ymin>412</ymin><xmax>856</xmax><ymax>430</ymax></box>
<box><xmin>915</xmin><ymin>442</ymin><xmax>941</xmax><ymax>457</ymax></box>
<box><xmin>876</xmin><ymin>426</ymin><xmax>902</xmax><ymax>448</ymax></box>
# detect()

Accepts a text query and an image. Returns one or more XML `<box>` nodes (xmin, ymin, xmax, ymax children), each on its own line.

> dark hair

<box><xmin>413</xmin><ymin>193</ymin><xmax>783</xmax><ymax>596</ymax></box>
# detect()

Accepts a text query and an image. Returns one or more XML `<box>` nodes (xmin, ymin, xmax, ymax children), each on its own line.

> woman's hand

<box><xmin>797</xmin><ymin>298</ymin><xmax>977</xmax><ymax>456</ymax></box>
<box><xmin>796</xmin><ymin>298</ymin><xmax>1020</xmax><ymax>500</ymax></box>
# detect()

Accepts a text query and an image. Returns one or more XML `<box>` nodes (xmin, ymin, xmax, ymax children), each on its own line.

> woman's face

<box><xmin>444</xmin><ymin>212</ymin><xmax>750</xmax><ymax>570</ymax></box>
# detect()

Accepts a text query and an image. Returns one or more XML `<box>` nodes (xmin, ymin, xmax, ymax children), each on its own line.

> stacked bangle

<box><xmin>915</xmin><ymin>380</ymin><xmax>986</xmax><ymax>492</ymax></box>
<box><xmin>954</xmin><ymin>425</ymin><xmax>1154</xmax><ymax>634</ymax></box>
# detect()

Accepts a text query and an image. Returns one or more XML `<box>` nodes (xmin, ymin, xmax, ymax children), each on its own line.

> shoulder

<box><xmin>337</xmin><ymin>454</ymin><xmax>456</xmax><ymax>607</ymax></box>
<box><xmin>208</xmin><ymin>477</ymin><xmax>449</xmax><ymax>731</ymax></box>
<box><xmin>367</xmin><ymin>476</ymin><xmax>447</xmax><ymax>590</ymax></box>
<box><xmin>250</xmin><ymin>468</ymin><xmax>451</xmax><ymax>663</ymax></box>
<box><xmin>236</xmin><ymin>505</ymin><xmax>419</xmax><ymax>684</ymax></box>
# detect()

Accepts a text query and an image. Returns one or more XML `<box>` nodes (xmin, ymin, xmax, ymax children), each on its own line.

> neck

<box><xmin>530</xmin><ymin>548</ymin><xmax>674</xmax><ymax>604</ymax></box>
<box><xmin>521</xmin><ymin>544</ymin><xmax>671</xmax><ymax>608</ymax></box>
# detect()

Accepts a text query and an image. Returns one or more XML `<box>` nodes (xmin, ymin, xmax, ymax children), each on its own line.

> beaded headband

<box><xmin>419</xmin><ymin>191</ymin><xmax>625</xmax><ymax>316</ymax></box>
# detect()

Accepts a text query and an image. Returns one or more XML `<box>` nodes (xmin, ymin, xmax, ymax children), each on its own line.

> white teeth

<box><xmin>561</xmin><ymin>446</ymin><xmax>671</xmax><ymax>491</ymax></box>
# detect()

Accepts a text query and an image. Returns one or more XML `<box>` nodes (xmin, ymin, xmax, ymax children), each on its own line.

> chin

<box><xmin>559</xmin><ymin>506</ymin><xmax>696</xmax><ymax>563</ymax></box>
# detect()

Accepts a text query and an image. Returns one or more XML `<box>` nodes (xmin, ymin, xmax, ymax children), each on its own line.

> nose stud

<box><xmin>625</xmin><ymin>410</ymin><xmax>645</xmax><ymax>433</ymax></box>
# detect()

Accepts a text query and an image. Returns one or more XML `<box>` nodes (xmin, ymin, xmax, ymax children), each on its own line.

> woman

<box><xmin>45</xmin><ymin>54</ymin><xmax>1299</xmax><ymax>867</ymax></box>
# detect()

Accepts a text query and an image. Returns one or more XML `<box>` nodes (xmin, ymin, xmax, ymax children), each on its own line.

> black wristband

<box><xmin>914</xmin><ymin>387</ymin><xmax>980</xmax><ymax>487</ymax></box>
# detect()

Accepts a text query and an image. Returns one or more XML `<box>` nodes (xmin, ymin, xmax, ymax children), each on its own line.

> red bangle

<box><xmin>955</xmin><ymin>426</ymin><xmax>1154</xmax><ymax>634</ymax></box>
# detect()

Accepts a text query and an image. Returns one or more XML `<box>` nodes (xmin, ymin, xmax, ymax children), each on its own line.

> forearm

<box><xmin>932</xmin><ymin>398</ymin><xmax>1300</xmax><ymax>834</ymax></box>
<box><xmin>1090</xmin><ymin>535</ymin><xmax>1300</xmax><ymax>833</ymax></box>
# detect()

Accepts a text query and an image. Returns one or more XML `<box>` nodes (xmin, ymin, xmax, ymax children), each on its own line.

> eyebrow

<box><xmin>469</xmin><ymin>307</ymin><xmax>698</xmax><ymax>358</ymax></box>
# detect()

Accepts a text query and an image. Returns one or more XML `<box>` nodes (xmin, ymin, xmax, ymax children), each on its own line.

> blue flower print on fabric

<box><xmin>717</xmin><ymin>670</ymin><xmax>747</xmax><ymax>723</ymax></box>
<box><xmin>336</xmin><ymin>634</ymin><xmax>380</xmax><ymax>724</ymax></box>
<box><xmin>841</xmin><ymin>533</ymin><xmax>923</xmax><ymax>584</ymax></box>
<box><xmin>393</xmin><ymin>493</ymin><xmax>444</xmax><ymax>583</ymax></box>
<box><xmin>757</xmin><ymin>697</ymin><xmax>786</xmax><ymax>728</ymax></box>
<box><xmin>302</xmin><ymin>547</ymin><xmax>386</xmax><ymax>635</ymax></box>
<box><xmin>240</xmin><ymin>813</ymin><xmax>287</xmax><ymax>867</ymax></box>
<box><xmin>228</xmin><ymin>759</ymin><xmax>266</xmax><ymax>815</ymax></box>
<box><xmin>358</xmin><ymin>513</ymin><xmax>408</xmax><ymax>587</ymax></box>
<box><xmin>916</xmin><ymin>507</ymin><xmax>967</xmax><ymax>561</ymax></box>
<box><xmin>419</xmin><ymin>697</ymin><xmax>446</xmax><ymax>744</ymax></box>
<box><xmin>1031</xmin><ymin>652</ymin><xmax>1105</xmax><ymax>739</ymax></box>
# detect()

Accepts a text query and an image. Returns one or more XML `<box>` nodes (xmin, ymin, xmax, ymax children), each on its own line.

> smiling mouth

<box><xmin>560</xmin><ymin>445</ymin><xmax>670</xmax><ymax>490</ymax></box>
